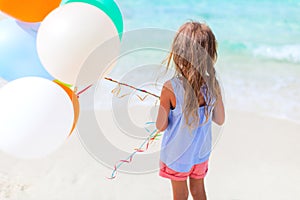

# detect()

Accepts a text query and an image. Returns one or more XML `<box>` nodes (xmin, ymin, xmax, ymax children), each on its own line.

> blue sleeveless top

<box><xmin>160</xmin><ymin>77</ymin><xmax>214</xmax><ymax>172</ymax></box>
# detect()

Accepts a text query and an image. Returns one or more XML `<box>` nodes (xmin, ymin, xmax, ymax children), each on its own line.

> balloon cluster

<box><xmin>0</xmin><ymin>0</ymin><xmax>123</xmax><ymax>159</ymax></box>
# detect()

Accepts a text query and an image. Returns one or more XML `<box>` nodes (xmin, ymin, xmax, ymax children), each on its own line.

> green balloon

<box><xmin>66</xmin><ymin>0</ymin><xmax>123</xmax><ymax>39</ymax></box>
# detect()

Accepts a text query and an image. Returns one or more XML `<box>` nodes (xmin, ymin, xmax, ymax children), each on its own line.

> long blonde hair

<box><xmin>166</xmin><ymin>21</ymin><xmax>221</xmax><ymax>129</ymax></box>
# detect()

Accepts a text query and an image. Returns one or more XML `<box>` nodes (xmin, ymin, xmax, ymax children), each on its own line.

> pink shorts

<box><xmin>159</xmin><ymin>160</ymin><xmax>209</xmax><ymax>181</ymax></box>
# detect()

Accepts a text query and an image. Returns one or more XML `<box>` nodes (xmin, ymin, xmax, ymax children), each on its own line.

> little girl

<box><xmin>156</xmin><ymin>22</ymin><xmax>225</xmax><ymax>200</ymax></box>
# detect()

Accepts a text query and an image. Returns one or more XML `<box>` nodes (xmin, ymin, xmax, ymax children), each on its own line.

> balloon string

<box><xmin>105</xmin><ymin>77</ymin><xmax>160</xmax><ymax>99</ymax></box>
<box><xmin>107</xmin><ymin>122</ymin><xmax>162</xmax><ymax>180</ymax></box>
<box><xmin>76</xmin><ymin>77</ymin><xmax>160</xmax><ymax>100</ymax></box>
<box><xmin>76</xmin><ymin>84</ymin><xmax>93</xmax><ymax>97</ymax></box>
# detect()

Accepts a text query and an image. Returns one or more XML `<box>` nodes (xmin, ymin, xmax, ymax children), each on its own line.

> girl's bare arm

<box><xmin>156</xmin><ymin>81</ymin><xmax>173</xmax><ymax>132</ymax></box>
<box><xmin>212</xmin><ymin>95</ymin><xmax>225</xmax><ymax>125</ymax></box>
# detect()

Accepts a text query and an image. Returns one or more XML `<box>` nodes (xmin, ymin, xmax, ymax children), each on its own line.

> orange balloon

<box><xmin>54</xmin><ymin>80</ymin><xmax>80</xmax><ymax>136</ymax></box>
<box><xmin>0</xmin><ymin>0</ymin><xmax>62</xmax><ymax>22</ymax></box>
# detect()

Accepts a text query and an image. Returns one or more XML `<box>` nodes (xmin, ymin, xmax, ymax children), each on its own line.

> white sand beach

<box><xmin>0</xmin><ymin>95</ymin><xmax>299</xmax><ymax>200</ymax></box>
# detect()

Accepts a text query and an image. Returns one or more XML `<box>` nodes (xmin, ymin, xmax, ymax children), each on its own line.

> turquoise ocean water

<box><xmin>1</xmin><ymin>0</ymin><xmax>299</xmax><ymax>123</ymax></box>
<box><xmin>111</xmin><ymin>0</ymin><xmax>300</xmax><ymax>123</ymax></box>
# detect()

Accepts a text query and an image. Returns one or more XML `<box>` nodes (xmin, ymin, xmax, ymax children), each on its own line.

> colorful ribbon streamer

<box><xmin>107</xmin><ymin>122</ymin><xmax>161</xmax><ymax>180</ymax></box>
<box><xmin>73</xmin><ymin>77</ymin><xmax>162</xmax><ymax>180</ymax></box>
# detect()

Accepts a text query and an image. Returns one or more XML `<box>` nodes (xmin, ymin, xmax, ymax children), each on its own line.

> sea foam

<box><xmin>253</xmin><ymin>44</ymin><xmax>300</xmax><ymax>63</ymax></box>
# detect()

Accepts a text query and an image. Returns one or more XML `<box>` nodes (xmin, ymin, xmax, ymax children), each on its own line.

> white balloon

<box><xmin>0</xmin><ymin>77</ymin><xmax>74</xmax><ymax>159</ymax></box>
<box><xmin>76</xmin><ymin>33</ymin><xmax>120</xmax><ymax>86</ymax></box>
<box><xmin>37</xmin><ymin>2</ymin><xmax>120</xmax><ymax>86</ymax></box>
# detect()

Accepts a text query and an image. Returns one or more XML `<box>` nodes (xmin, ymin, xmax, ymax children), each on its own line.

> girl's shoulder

<box><xmin>161</xmin><ymin>79</ymin><xmax>176</xmax><ymax>109</ymax></box>
<box><xmin>161</xmin><ymin>80</ymin><xmax>173</xmax><ymax>95</ymax></box>
<box><xmin>164</xmin><ymin>79</ymin><xmax>173</xmax><ymax>88</ymax></box>
<box><xmin>163</xmin><ymin>77</ymin><xmax>181</xmax><ymax>96</ymax></box>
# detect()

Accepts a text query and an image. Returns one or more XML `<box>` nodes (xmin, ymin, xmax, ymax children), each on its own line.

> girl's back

<box><xmin>160</xmin><ymin>76</ymin><xmax>214</xmax><ymax>173</ymax></box>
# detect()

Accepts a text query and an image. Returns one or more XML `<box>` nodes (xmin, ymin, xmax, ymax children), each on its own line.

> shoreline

<box><xmin>1</xmin><ymin>76</ymin><xmax>299</xmax><ymax>125</ymax></box>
